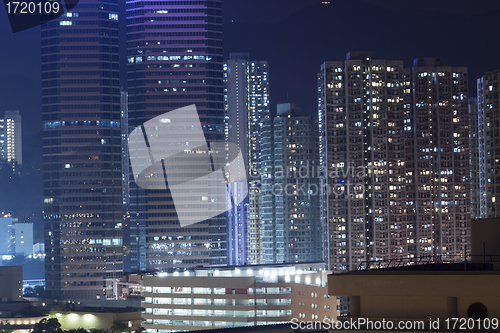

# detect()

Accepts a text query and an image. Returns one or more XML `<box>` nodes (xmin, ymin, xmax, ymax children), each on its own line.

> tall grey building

<box><xmin>42</xmin><ymin>0</ymin><xmax>123</xmax><ymax>299</ymax></box>
<box><xmin>260</xmin><ymin>103</ymin><xmax>322</xmax><ymax>264</ymax></box>
<box><xmin>469</xmin><ymin>98</ymin><xmax>480</xmax><ymax>218</ymax></box>
<box><xmin>224</xmin><ymin>53</ymin><xmax>269</xmax><ymax>265</ymax></box>
<box><xmin>126</xmin><ymin>0</ymin><xmax>225</xmax><ymax>272</ymax></box>
<box><xmin>477</xmin><ymin>69</ymin><xmax>500</xmax><ymax>218</ymax></box>
<box><xmin>318</xmin><ymin>52</ymin><xmax>470</xmax><ymax>273</ymax></box>
<box><xmin>411</xmin><ymin>57</ymin><xmax>470</xmax><ymax>261</ymax></box>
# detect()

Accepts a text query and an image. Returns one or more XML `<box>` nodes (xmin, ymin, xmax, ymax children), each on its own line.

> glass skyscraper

<box><xmin>42</xmin><ymin>0</ymin><xmax>123</xmax><ymax>299</ymax></box>
<box><xmin>126</xmin><ymin>0</ymin><xmax>225</xmax><ymax>272</ymax></box>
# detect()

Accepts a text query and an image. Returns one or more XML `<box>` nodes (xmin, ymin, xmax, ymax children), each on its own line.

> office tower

<box><xmin>224</xmin><ymin>53</ymin><xmax>270</xmax><ymax>265</ymax></box>
<box><xmin>469</xmin><ymin>98</ymin><xmax>481</xmax><ymax>218</ymax></box>
<box><xmin>42</xmin><ymin>0</ymin><xmax>123</xmax><ymax>299</ymax></box>
<box><xmin>318</xmin><ymin>52</ymin><xmax>470</xmax><ymax>273</ymax></box>
<box><xmin>0</xmin><ymin>111</ymin><xmax>22</xmax><ymax>166</ymax></box>
<box><xmin>126</xmin><ymin>0</ymin><xmax>225</xmax><ymax>272</ymax></box>
<box><xmin>260</xmin><ymin>103</ymin><xmax>322</xmax><ymax>264</ymax></box>
<box><xmin>477</xmin><ymin>70</ymin><xmax>500</xmax><ymax>218</ymax></box>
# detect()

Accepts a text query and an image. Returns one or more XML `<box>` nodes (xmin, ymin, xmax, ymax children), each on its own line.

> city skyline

<box><xmin>0</xmin><ymin>1</ymin><xmax>500</xmax><ymax>331</ymax></box>
<box><xmin>0</xmin><ymin>0</ymin><xmax>499</xmax><ymax>305</ymax></box>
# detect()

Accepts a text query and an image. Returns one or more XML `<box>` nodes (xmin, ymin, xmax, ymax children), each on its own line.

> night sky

<box><xmin>1</xmin><ymin>0</ymin><xmax>500</xmax><ymax>223</ymax></box>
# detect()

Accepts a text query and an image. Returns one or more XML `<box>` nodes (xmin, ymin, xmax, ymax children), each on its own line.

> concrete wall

<box><xmin>329</xmin><ymin>272</ymin><xmax>500</xmax><ymax>320</ymax></box>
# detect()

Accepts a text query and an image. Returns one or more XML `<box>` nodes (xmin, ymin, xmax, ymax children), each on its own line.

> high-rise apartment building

<box><xmin>260</xmin><ymin>103</ymin><xmax>322</xmax><ymax>264</ymax></box>
<box><xmin>411</xmin><ymin>58</ymin><xmax>469</xmax><ymax>259</ymax></box>
<box><xmin>477</xmin><ymin>69</ymin><xmax>500</xmax><ymax>218</ymax></box>
<box><xmin>318</xmin><ymin>52</ymin><xmax>470</xmax><ymax>273</ymax></box>
<box><xmin>468</xmin><ymin>98</ymin><xmax>481</xmax><ymax>218</ymax></box>
<box><xmin>224</xmin><ymin>53</ymin><xmax>270</xmax><ymax>265</ymax></box>
<box><xmin>126</xmin><ymin>0</ymin><xmax>225</xmax><ymax>272</ymax></box>
<box><xmin>318</xmin><ymin>52</ymin><xmax>411</xmax><ymax>272</ymax></box>
<box><xmin>42</xmin><ymin>0</ymin><xmax>123</xmax><ymax>299</ymax></box>
<box><xmin>0</xmin><ymin>111</ymin><xmax>22</xmax><ymax>166</ymax></box>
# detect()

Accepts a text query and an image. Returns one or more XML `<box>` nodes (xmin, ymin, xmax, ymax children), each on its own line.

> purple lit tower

<box><xmin>126</xmin><ymin>0</ymin><xmax>225</xmax><ymax>272</ymax></box>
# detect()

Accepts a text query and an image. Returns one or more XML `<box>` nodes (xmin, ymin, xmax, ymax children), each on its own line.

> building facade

<box><xmin>0</xmin><ymin>216</ymin><xmax>15</xmax><ymax>256</ymax></box>
<box><xmin>260</xmin><ymin>103</ymin><xmax>322</xmax><ymax>264</ymax></box>
<box><xmin>411</xmin><ymin>57</ymin><xmax>470</xmax><ymax>262</ymax></box>
<box><xmin>0</xmin><ymin>118</ymin><xmax>4</xmax><ymax>161</ymax></box>
<box><xmin>14</xmin><ymin>222</ymin><xmax>33</xmax><ymax>257</ymax></box>
<box><xmin>126</xmin><ymin>0</ymin><xmax>225</xmax><ymax>272</ymax></box>
<box><xmin>0</xmin><ymin>110</ymin><xmax>22</xmax><ymax>166</ymax></box>
<box><xmin>318</xmin><ymin>53</ymin><xmax>470</xmax><ymax>273</ymax></box>
<box><xmin>0</xmin><ymin>216</ymin><xmax>33</xmax><ymax>257</ymax></box>
<box><xmin>224</xmin><ymin>53</ymin><xmax>270</xmax><ymax>265</ymax></box>
<box><xmin>41</xmin><ymin>0</ymin><xmax>124</xmax><ymax>299</ymax></box>
<box><xmin>140</xmin><ymin>263</ymin><xmax>338</xmax><ymax>332</ymax></box>
<box><xmin>0</xmin><ymin>266</ymin><xmax>23</xmax><ymax>302</ymax></box>
<box><xmin>469</xmin><ymin>98</ymin><xmax>481</xmax><ymax>219</ymax></box>
<box><xmin>477</xmin><ymin>69</ymin><xmax>500</xmax><ymax>218</ymax></box>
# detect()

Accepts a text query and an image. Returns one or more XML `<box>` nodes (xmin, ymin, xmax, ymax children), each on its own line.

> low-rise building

<box><xmin>140</xmin><ymin>262</ymin><xmax>339</xmax><ymax>332</ymax></box>
<box><xmin>0</xmin><ymin>216</ymin><xmax>33</xmax><ymax>258</ymax></box>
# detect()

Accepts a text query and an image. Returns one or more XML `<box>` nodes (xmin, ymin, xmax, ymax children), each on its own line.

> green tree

<box><xmin>23</xmin><ymin>286</ymin><xmax>36</xmax><ymax>297</ymax></box>
<box><xmin>34</xmin><ymin>286</ymin><xmax>46</xmax><ymax>297</ymax></box>
<box><xmin>90</xmin><ymin>329</ymin><xmax>108</xmax><ymax>333</ymax></box>
<box><xmin>0</xmin><ymin>321</ymin><xmax>13</xmax><ymax>333</ymax></box>
<box><xmin>109</xmin><ymin>321</ymin><xmax>131</xmax><ymax>333</ymax></box>
<box><xmin>23</xmin><ymin>285</ymin><xmax>45</xmax><ymax>297</ymax></box>
<box><xmin>66</xmin><ymin>329</ymin><xmax>89</xmax><ymax>333</ymax></box>
<box><xmin>131</xmin><ymin>326</ymin><xmax>145</xmax><ymax>333</ymax></box>
<box><xmin>32</xmin><ymin>318</ymin><xmax>63</xmax><ymax>333</ymax></box>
